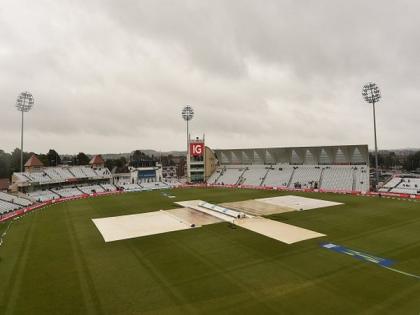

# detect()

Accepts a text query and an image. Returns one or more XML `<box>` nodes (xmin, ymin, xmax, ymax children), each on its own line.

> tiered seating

<box><xmin>0</xmin><ymin>200</ymin><xmax>21</xmax><ymax>214</ymax></box>
<box><xmin>78</xmin><ymin>185</ymin><xmax>105</xmax><ymax>194</ymax></box>
<box><xmin>140</xmin><ymin>182</ymin><xmax>169</xmax><ymax>190</ymax></box>
<box><xmin>321</xmin><ymin>167</ymin><xmax>353</xmax><ymax>191</ymax></box>
<box><xmin>52</xmin><ymin>187</ymin><xmax>84</xmax><ymax>198</ymax></box>
<box><xmin>101</xmin><ymin>184</ymin><xmax>117</xmax><ymax>191</ymax></box>
<box><xmin>354</xmin><ymin>167</ymin><xmax>369</xmax><ymax>192</ymax></box>
<box><xmin>23</xmin><ymin>171</ymin><xmax>52</xmax><ymax>183</ymax></box>
<box><xmin>241</xmin><ymin>166</ymin><xmax>267</xmax><ymax>186</ymax></box>
<box><xmin>95</xmin><ymin>168</ymin><xmax>112</xmax><ymax>178</ymax></box>
<box><xmin>81</xmin><ymin>167</ymin><xmax>98</xmax><ymax>178</ymax></box>
<box><xmin>14</xmin><ymin>166</ymin><xmax>112</xmax><ymax>187</ymax></box>
<box><xmin>381</xmin><ymin>177</ymin><xmax>402</xmax><ymax>190</ymax></box>
<box><xmin>165</xmin><ymin>181</ymin><xmax>182</xmax><ymax>187</ymax></box>
<box><xmin>207</xmin><ymin>169</ymin><xmax>222</xmax><ymax>184</ymax></box>
<box><xmin>44</xmin><ymin>167</ymin><xmax>78</xmax><ymax>182</ymax></box>
<box><xmin>54</xmin><ymin>167</ymin><xmax>76</xmax><ymax>180</ymax></box>
<box><xmin>14</xmin><ymin>173</ymin><xmax>31</xmax><ymax>182</ymax></box>
<box><xmin>379</xmin><ymin>177</ymin><xmax>403</xmax><ymax>193</ymax></box>
<box><xmin>43</xmin><ymin>168</ymin><xmax>64</xmax><ymax>181</ymax></box>
<box><xmin>388</xmin><ymin>178</ymin><xmax>420</xmax><ymax>195</ymax></box>
<box><xmin>69</xmin><ymin>167</ymin><xmax>88</xmax><ymax>178</ymax></box>
<box><xmin>289</xmin><ymin>166</ymin><xmax>322</xmax><ymax>189</ymax></box>
<box><xmin>210</xmin><ymin>164</ymin><xmax>369</xmax><ymax>192</ymax></box>
<box><xmin>263</xmin><ymin>165</ymin><xmax>294</xmax><ymax>187</ymax></box>
<box><xmin>118</xmin><ymin>183</ymin><xmax>142</xmax><ymax>191</ymax></box>
<box><xmin>0</xmin><ymin>192</ymin><xmax>32</xmax><ymax>207</ymax></box>
<box><xmin>214</xmin><ymin>167</ymin><xmax>244</xmax><ymax>185</ymax></box>
<box><xmin>28</xmin><ymin>190</ymin><xmax>60</xmax><ymax>202</ymax></box>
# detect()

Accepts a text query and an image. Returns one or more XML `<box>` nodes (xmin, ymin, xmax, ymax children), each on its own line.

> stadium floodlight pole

<box><xmin>16</xmin><ymin>91</ymin><xmax>35</xmax><ymax>172</ymax></box>
<box><xmin>182</xmin><ymin>105</ymin><xmax>194</xmax><ymax>153</ymax></box>
<box><xmin>362</xmin><ymin>82</ymin><xmax>381</xmax><ymax>187</ymax></box>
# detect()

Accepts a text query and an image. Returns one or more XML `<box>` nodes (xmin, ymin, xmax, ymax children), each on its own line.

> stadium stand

<box><xmin>263</xmin><ymin>165</ymin><xmax>294</xmax><ymax>188</ymax></box>
<box><xmin>22</xmin><ymin>171</ymin><xmax>52</xmax><ymax>184</ymax></box>
<box><xmin>10</xmin><ymin>155</ymin><xmax>114</xmax><ymax>202</ymax></box>
<box><xmin>0</xmin><ymin>200</ymin><xmax>21</xmax><ymax>214</ymax></box>
<box><xmin>94</xmin><ymin>168</ymin><xmax>112</xmax><ymax>178</ymax></box>
<box><xmin>380</xmin><ymin>177</ymin><xmax>420</xmax><ymax>195</ymax></box>
<box><xmin>28</xmin><ymin>190</ymin><xmax>60</xmax><ymax>202</ymax></box>
<box><xmin>101</xmin><ymin>184</ymin><xmax>117</xmax><ymax>192</ymax></box>
<box><xmin>354</xmin><ymin>166</ymin><xmax>369</xmax><ymax>192</ymax></box>
<box><xmin>0</xmin><ymin>192</ymin><xmax>32</xmax><ymax>207</ymax></box>
<box><xmin>240</xmin><ymin>165</ymin><xmax>268</xmax><ymax>186</ymax></box>
<box><xmin>52</xmin><ymin>187</ymin><xmax>84</xmax><ymax>198</ymax></box>
<box><xmin>210</xmin><ymin>145</ymin><xmax>370</xmax><ymax>192</ymax></box>
<box><xmin>212</xmin><ymin>167</ymin><xmax>246</xmax><ymax>185</ymax></box>
<box><xmin>209</xmin><ymin>164</ymin><xmax>370</xmax><ymax>192</ymax></box>
<box><xmin>80</xmin><ymin>167</ymin><xmax>98</xmax><ymax>178</ymax></box>
<box><xmin>289</xmin><ymin>166</ymin><xmax>322</xmax><ymax>189</ymax></box>
<box><xmin>78</xmin><ymin>185</ymin><xmax>105</xmax><ymax>194</ymax></box>
<box><xmin>139</xmin><ymin>181</ymin><xmax>170</xmax><ymax>190</ymax></box>
<box><xmin>321</xmin><ymin>166</ymin><xmax>354</xmax><ymax>191</ymax></box>
<box><xmin>118</xmin><ymin>183</ymin><xmax>142</xmax><ymax>191</ymax></box>
<box><xmin>68</xmin><ymin>167</ymin><xmax>88</xmax><ymax>179</ymax></box>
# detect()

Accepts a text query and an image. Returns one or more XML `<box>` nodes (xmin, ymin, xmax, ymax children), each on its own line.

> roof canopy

<box><xmin>89</xmin><ymin>155</ymin><xmax>105</xmax><ymax>165</ymax></box>
<box><xmin>24</xmin><ymin>154</ymin><xmax>44</xmax><ymax>167</ymax></box>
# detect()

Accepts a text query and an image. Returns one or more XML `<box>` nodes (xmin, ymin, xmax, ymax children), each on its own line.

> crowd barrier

<box><xmin>1</xmin><ymin>184</ymin><xmax>418</xmax><ymax>223</ymax></box>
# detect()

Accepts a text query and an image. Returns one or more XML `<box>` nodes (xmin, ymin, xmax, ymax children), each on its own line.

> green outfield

<box><xmin>0</xmin><ymin>188</ymin><xmax>420</xmax><ymax>314</ymax></box>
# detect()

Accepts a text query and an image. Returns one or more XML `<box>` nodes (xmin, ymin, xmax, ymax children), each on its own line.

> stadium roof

<box><xmin>213</xmin><ymin>144</ymin><xmax>369</xmax><ymax>165</ymax></box>
<box><xmin>24</xmin><ymin>154</ymin><xmax>44</xmax><ymax>167</ymax></box>
<box><xmin>0</xmin><ymin>178</ymin><xmax>10</xmax><ymax>190</ymax></box>
<box><xmin>89</xmin><ymin>155</ymin><xmax>105</xmax><ymax>165</ymax></box>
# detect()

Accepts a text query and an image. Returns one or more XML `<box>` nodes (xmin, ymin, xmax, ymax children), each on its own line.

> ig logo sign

<box><xmin>190</xmin><ymin>143</ymin><xmax>204</xmax><ymax>157</ymax></box>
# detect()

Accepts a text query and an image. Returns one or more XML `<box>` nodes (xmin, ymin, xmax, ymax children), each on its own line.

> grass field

<box><xmin>1</xmin><ymin>188</ymin><xmax>420</xmax><ymax>314</ymax></box>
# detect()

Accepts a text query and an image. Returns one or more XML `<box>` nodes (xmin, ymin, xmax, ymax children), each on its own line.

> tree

<box><xmin>74</xmin><ymin>152</ymin><xmax>90</xmax><ymax>165</ymax></box>
<box><xmin>130</xmin><ymin>150</ymin><xmax>154</xmax><ymax>167</ymax></box>
<box><xmin>10</xmin><ymin>148</ymin><xmax>31</xmax><ymax>173</ymax></box>
<box><xmin>47</xmin><ymin>149</ymin><xmax>61</xmax><ymax>166</ymax></box>
<box><xmin>0</xmin><ymin>150</ymin><xmax>11</xmax><ymax>178</ymax></box>
<box><xmin>105</xmin><ymin>157</ymin><xmax>127</xmax><ymax>173</ymax></box>
<box><xmin>404</xmin><ymin>151</ymin><xmax>420</xmax><ymax>171</ymax></box>
<box><xmin>37</xmin><ymin>154</ymin><xmax>49</xmax><ymax>166</ymax></box>
<box><xmin>382</xmin><ymin>152</ymin><xmax>398</xmax><ymax>169</ymax></box>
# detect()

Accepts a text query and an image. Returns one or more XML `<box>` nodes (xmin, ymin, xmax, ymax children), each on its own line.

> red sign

<box><xmin>190</xmin><ymin>143</ymin><xmax>204</xmax><ymax>157</ymax></box>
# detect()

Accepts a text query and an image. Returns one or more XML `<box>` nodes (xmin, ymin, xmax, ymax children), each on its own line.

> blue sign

<box><xmin>321</xmin><ymin>243</ymin><xmax>395</xmax><ymax>267</ymax></box>
<box><xmin>138</xmin><ymin>170</ymin><xmax>156</xmax><ymax>178</ymax></box>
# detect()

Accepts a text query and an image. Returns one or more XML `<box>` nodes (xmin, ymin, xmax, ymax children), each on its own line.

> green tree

<box><xmin>38</xmin><ymin>154</ymin><xmax>49</xmax><ymax>166</ymax></box>
<box><xmin>105</xmin><ymin>157</ymin><xmax>127</xmax><ymax>173</ymax></box>
<box><xmin>74</xmin><ymin>152</ymin><xmax>90</xmax><ymax>165</ymax></box>
<box><xmin>404</xmin><ymin>151</ymin><xmax>420</xmax><ymax>171</ymax></box>
<box><xmin>47</xmin><ymin>149</ymin><xmax>61</xmax><ymax>166</ymax></box>
<box><xmin>0</xmin><ymin>150</ymin><xmax>12</xmax><ymax>178</ymax></box>
<box><xmin>10</xmin><ymin>148</ymin><xmax>32</xmax><ymax>173</ymax></box>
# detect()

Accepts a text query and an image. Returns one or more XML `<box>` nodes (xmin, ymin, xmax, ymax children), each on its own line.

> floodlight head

<box><xmin>362</xmin><ymin>82</ymin><xmax>381</xmax><ymax>104</ymax></box>
<box><xmin>182</xmin><ymin>105</ymin><xmax>194</xmax><ymax>121</ymax></box>
<box><xmin>16</xmin><ymin>91</ymin><xmax>34</xmax><ymax>112</ymax></box>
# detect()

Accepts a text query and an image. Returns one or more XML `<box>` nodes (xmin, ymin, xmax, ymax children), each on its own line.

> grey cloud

<box><xmin>0</xmin><ymin>0</ymin><xmax>419</xmax><ymax>154</ymax></box>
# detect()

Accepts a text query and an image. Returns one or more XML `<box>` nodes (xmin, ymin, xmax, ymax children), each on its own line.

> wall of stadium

<box><xmin>213</xmin><ymin>145</ymin><xmax>369</xmax><ymax>165</ymax></box>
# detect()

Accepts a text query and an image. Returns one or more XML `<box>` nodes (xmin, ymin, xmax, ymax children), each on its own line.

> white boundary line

<box><xmin>382</xmin><ymin>266</ymin><xmax>420</xmax><ymax>280</ymax></box>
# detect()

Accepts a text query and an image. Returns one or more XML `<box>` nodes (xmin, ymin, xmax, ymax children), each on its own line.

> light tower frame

<box><xmin>182</xmin><ymin>105</ymin><xmax>194</xmax><ymax>151</ymax></box>
<box><xmin>362</xmin><ymin>82</ymin><xmax>381</xmax><ymax>187</ymax></box>
<box><xmin>16</xmin><ymin>91</ymin><xmax>34</xmax><ymax>172</ymax></box>
<box><xmin>182</xmin><ymin>105</ymin><xmax>194</xmax><ymax>182</ymax></box>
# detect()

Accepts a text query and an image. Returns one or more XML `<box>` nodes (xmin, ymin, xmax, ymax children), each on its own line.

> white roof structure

<box><xmin>214</xmin><ymin>145</ymin><xmax>369</xmax><ymax>165</ymax></box>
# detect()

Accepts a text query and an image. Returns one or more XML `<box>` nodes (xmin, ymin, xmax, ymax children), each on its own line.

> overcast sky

<box><xmin>1</xmin><ymin>0</ymin><xmax>419</xmax><ymax>154</ymax></box>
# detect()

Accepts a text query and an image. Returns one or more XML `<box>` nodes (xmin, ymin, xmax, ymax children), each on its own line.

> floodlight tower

<box><xmin>362</xmin><ymin>82</ymin><xmax>381</xmax><ymax>187</ymax></box>
<box><xmin>182</xmin><ymin>105</ymin><xmax>194</xmax><ymax>152</ymax></box>
<box><xmin>16</xmin><ymin>91</ymin><xmax>34</xmax><ymax>172</ymax></box>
